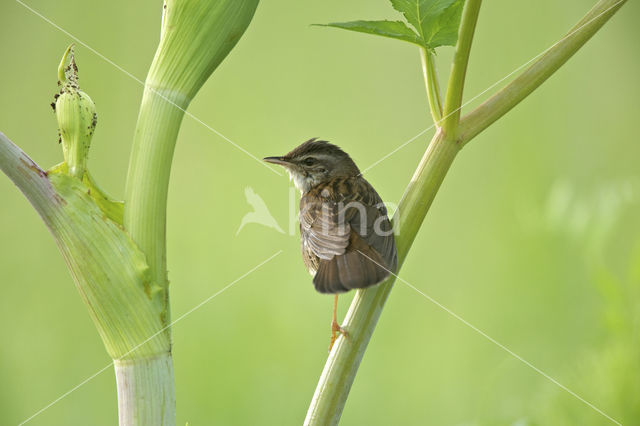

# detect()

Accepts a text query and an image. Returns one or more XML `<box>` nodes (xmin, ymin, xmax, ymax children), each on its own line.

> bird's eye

<box><xmin>304</xmin><ymin>157</ymin><xmax>316</xmax><ymax>166</ymax></box>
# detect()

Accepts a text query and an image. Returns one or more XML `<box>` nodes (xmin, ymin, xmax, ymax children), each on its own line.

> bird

<box><xmin>264</xmin><ymin>138</ymin><xmax>397</xmax><ymax>350</ymax></box>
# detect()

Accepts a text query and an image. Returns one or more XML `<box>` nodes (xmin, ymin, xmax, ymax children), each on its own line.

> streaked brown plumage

<box><xmin>300</xmin><ymin>176</ymin><xmax>397</xmax><ymax>293</ymax></box>
<box><xmin>264</xmin><ymin>138</ymin><xmax>397</xmax><ymax>349</ymax></box>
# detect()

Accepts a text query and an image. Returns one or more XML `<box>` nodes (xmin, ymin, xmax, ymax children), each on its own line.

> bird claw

<box><xmin>329</xmin><ymin>319</ymin><xmax>349</xmax><ymax>352</ymax></box>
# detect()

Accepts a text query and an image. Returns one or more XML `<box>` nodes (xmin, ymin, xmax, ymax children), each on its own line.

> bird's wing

<box><xmin>339</xmin><ymin>178</ymin><xmax>397</xmax><ymax>275</ymax></box>
<box><xmin>300</xmin><ymin>188</ymin><xmax>350</xmax><ymax>261</ymax></box>
<box><xmin>302</xmin><ymin>177</ymin><xmax>397</xmax><ymax>293</ymax></box>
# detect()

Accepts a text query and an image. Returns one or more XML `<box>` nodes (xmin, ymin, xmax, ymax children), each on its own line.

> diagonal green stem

<box><xmin>304</xmin><ymin>0</ymin><xmax>626</xmax><ymax>424</ymax></box>
<box><xmin>459</xmin><ymin>0</ymin><xmax>627</xmax><ymax>145</ymax></box>
<box><xmin>0</xmin><ymin>131</ymin><xmax>58</xmax><ymax>220</ymax></box>
<box><xmin>305</xmin><ymin>129</ymin><xmax>459</xmax><ymax>426</ymax></box>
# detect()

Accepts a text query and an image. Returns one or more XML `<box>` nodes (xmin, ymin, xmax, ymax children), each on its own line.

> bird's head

<box><xmin>264</xmin><ymin>138</ymin><xmax>360</xmax><ymax>193</ymax></box>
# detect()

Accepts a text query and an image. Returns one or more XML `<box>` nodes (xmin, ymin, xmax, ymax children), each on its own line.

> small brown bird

<box><xmin>264</xmin><ymin>138</ymin><xmax>397</xmax><ymax>349</ymax></box>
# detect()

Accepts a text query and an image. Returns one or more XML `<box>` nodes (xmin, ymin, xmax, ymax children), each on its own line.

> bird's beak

<box><xmin>263</xmin><ymin>156</ymin><xmax>290</xmax><ymax>166</ymax></box>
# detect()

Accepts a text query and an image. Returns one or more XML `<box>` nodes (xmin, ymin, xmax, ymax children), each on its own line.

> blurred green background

<box><xmin>1</xmin><ymin>0</ymin><xmax>639</xmax><ymax>424</ymax></box>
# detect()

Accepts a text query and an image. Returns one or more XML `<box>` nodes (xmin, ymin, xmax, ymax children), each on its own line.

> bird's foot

<box><xmin>329</xmin><ymin>319</ymin><xmax>349</xmax><ymax>352</ymax></box>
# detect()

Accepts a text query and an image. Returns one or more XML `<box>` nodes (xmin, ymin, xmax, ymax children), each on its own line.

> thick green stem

<box><xmin>304</xmin><ymin>131</ymin><xmax>459</xmax><ymax>425</ymax></box>
<box><xmin>441</xmin><ymin>0</ymin><xmax>482</xmax><ymax>136</ymax></box>
<box><xmin>120</xmin><ymin>2</ymin><xmax>259</xmax><ymax>424</ymax></box>
<box><xmin>120</xmin><ymin>82</ymin><xmax>185</xmax><ymax>426</ymax></box>
<box><xmin>0</xmin><ymin>132</ymin><xmax>169</xmax><ymax>361</ymax></box>
<box><xmin>420</xmin><ymin>47</ymin><xmax>443</xmax><ymax>125</ymax></box>
<box><xmin>2</xmin><ymin>1</ymin><xmax>260</xmax><ymax>425</ymax></box>
<box><xmin>124</xmin><ymin>87</ymin><xmax>187</xmax><ymax>310</ymax></box>
<box><xmin>459</xmin><ymin>0</ymin><xmax>627</xmax><ymax>145</ymax></box>
<box><xmin>115</xmin><ymin>354</ymin><xmax>176</xmax><ymax>426</ymax></box>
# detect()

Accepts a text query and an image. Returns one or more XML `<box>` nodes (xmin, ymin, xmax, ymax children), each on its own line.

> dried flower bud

<box><xmin>54</xmin><ymin>45</ymin><xmax>97</xmax><ymax>178</ymax></box>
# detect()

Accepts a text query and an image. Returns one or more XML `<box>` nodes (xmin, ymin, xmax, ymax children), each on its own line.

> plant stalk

<box><xmin>0</xmin><ymin>131</ymin><xmax>58</xmax><ymax>219</ymax></box>
<box><xmin>420</xmin><ymin>47</ymin><xmax>443</xmax><ymax>125</ymax></box>
<box><xmin>124</xmin><ymin>87</ymin><xmax>187</xmax><ymax>308</ymax></box>
<box><xmin>121</xmin><ymin>2</ymin><xmax>259</xmax><ymax>423</ymax></box>
<box><xmin>459</xmin><ymin>0</ymin><xmax>627</xmax><ymax>145</ymax></box>
<box><xmin>441</xmin><ymin>0</ymin><xmax>482</xmax><ymax>136</ymax></box>
<box><xmin>121</xmin><ymin>88</ymin><xmax>184</xmax><ymax>425</ymax></box>
<box><xmin>114</xmin><ymin>354</ymin><xmax>176</xmax><ymax>426</ymax></box>
<box><xmin>305</xmin><ymin>0</ymin><xmax>626</xmax><ymax>423</ymax></box>
<box><xmin>0</xmin><ymin>132</ymin><xmax>170</xmax><ymax>361</ymax></box>
<box><xmin>304</xmin><ymin>130</ymin><xmax>459</xmax><ymax>426</ymax></box>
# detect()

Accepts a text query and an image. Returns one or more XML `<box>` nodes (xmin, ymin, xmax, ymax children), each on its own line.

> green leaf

<box><xmin>317</xmin><ymin>20</ymin><xmax>422</xmax><ymax>46</ymax></box>
<box><xmin>390</xmin><ymin>0</ymin><xmax>464</xmax><ymax>48</ymax></box>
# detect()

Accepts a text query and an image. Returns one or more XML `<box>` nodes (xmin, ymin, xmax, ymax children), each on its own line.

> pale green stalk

<box><xmin>305</xmin><ymin>130</ymin><xmax>458</xmax><ymax>426</ymax></box>
<box><xmin>459</xmin><ymin>0</ymin><xmax>627</xmax><ymax>145</ymax></box>
<box><xmin>114</xmin><ymin>355</ymin><xmax>175</xmax><ymax>426</ymax></box>
<box><xmin>117</xmin><ymin>87</ymin><xmax>183</xmax><ymax>425</ymax></box>
<box><xmin>0</xmin><ymin>1</ymin><xmax>259</xmax><ymax>425</ymax></box>
<box><xmin>305</xmin><ymin>0</ymin><xmax>625</xmax><ymax>424</ymax></box>
<box><xmin>0</xmin><ymin>131</ymin><xmax>57</xmax><ymax>220</ymax></box>
<box><xmin>0</xmin><ymin>138</ymin><xmax>168</xmax><ymax>362</ymax></box>
<box><xmin>119</xmin><ymin>1</ymin><xmax>259</xmax><ymax>424</ymax></box>
<box><xmin>420</xmin><ymin>47</ymin><xmax>444</xmax><ymax>125</ymax></box>
<box><xmin>441</xmin><ymin>0</ymin><xmax>482</xmax><ymax>137</ymax></box>
<box><xmin>124</xmin><ymin>0</ymin><xmax>260</xmax><ymax>320</ymax></box>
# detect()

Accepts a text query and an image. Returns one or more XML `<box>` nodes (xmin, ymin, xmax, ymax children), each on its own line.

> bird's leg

<box><xmin>329</xmin><ymin>294</ymin><xmax>348</xmax><ymax>351</ymax></box>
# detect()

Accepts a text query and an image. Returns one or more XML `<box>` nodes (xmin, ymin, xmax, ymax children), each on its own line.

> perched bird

<box><xmin>264</xmin><ymin>138</ymin><xmax>397</xmax><ymax>349</ymax></box>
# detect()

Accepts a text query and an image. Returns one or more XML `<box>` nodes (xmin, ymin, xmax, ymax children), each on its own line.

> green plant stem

<box><xmin>121</xmin><ymin>86</ymin><xmax>185</xmax><ymax>426</ymax></box>
<box><xmin>420</xmin><ymin>47</ymin><xmax>443</xmax><ymax>125</ymax></box>
<box><xmin>459</xmin><ymin>0</ymin><xmax>627</xmax><ymax>145</ymax></box>
<box><xmin>304</xmin><ymin>130</ymin><xmax>459</xmax><ymax>426</ymax></box>
<box><xmin>124</xmin><ymin>87</ymin><xmax>187</xmax><ymax>304</ymax></box>
<box><xmin>0</xmin><ymin>131</ymin><xmax>57</xmax><ymax>219</ymax></box>
<box><xmin>441</xmin><ymin>0</ymin><xmax>482</xmax><ymax>137</ymax></box>
<box><xmin>305</xmin><ymin>0</ymin><xmax>626</xmax><ymax>423</ymax></box>
<box><xmin>121</xmin><ymin>2</ymin><xmax>259</xmax><ymax>424</ymax></box>
<box><xmin>0</xmin><ymin>132</ymin><xmax>169</xmax><ymax>362</ymax></box>
<box><xmin>114</xmin><ymin>354</ymin><xmax>176</xmax><ymax>426</ymax></box>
